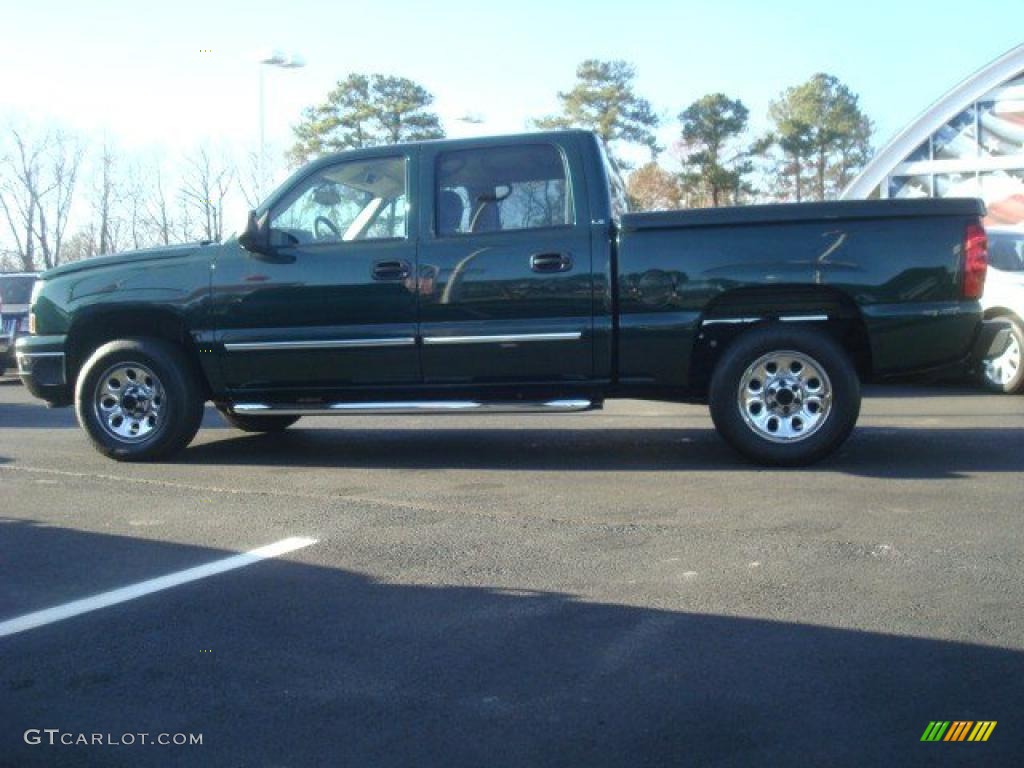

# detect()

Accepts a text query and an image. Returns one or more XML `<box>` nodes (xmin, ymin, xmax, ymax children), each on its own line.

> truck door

<box><xmin>213</xmin><ymin>150</ymin><xmax>420</xmax><ymax>393</ymax></box>
<box><xmin>415</xmin><ymin>140</ymin><xmax>593</xmax><ymax>385</ymax></box>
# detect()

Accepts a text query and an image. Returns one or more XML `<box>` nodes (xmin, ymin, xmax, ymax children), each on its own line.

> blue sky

<box><xmin>2</xmin><ymin>0</ymin><xmax>1023</xmax><ymax>168</ymax></box>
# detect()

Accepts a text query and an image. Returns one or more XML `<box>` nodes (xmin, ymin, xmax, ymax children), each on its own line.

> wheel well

<box><xmin>983</xmin><ymin>306</ymin><xmax>1022</xmax><ymax>324</ymax></box>
<box><xmin>688</xmin><ymin>286</ymin><xmax>873</xmax><ymax>395</ymax></box>
<box><xmin>66</xmin><ymin>309</ymin><xmax>210</xmax><ymax>397</ymax></box>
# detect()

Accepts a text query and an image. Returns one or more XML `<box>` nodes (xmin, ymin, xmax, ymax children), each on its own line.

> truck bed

<box><xmin>614</xmin><ymin>197</ymin><xmax>986</xmax><ymax>391</ymax></box>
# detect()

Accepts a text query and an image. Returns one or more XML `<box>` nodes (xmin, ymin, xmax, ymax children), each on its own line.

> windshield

<box><xmin>989</xmin><ymin>233</ymin><xmax>1024</xmax><ymax>272</ymax></box>
<box><xmin>0</xmin><ymin>275</ymin><xmax>36</xmax><ymax>305</ymax></box>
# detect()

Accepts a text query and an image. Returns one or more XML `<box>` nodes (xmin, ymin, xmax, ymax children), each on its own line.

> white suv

<box><xmin>981</xmin><ymin>228</ymin><xmax>1024</xmax><ymax>393</ymax></box>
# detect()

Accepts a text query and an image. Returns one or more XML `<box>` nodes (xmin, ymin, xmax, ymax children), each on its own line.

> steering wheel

<box><xmin>314</xmin><ymin>216</ymin><xmax>341</xmax><ymax>240</ymax></box>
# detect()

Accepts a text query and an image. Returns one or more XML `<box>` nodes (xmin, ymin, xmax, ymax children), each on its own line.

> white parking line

<box><xmin>0</xmin><ymin>536</ymin><xmax>318</xmax><ymax>639</ymax></box>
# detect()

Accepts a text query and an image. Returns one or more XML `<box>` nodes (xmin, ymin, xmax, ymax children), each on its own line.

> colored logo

<box><xmin>921</xmin><ymin>721</ymin><xmax>996</xmax><ymax>742</ymax></box>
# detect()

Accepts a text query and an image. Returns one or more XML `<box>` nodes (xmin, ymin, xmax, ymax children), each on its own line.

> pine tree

<box><xmin>678</xmin><ymin>94</ymin><xmax>753</xmax><ymax>207</ymax></box>
<box><xmin>536</xmin><ymin>60</ymin><xmax>659</xmax><ymax>167</ymax></box>
<box><xmin>288</xmin><ymin>74</ymin><xmax>444</xmax><ymax>166</ymax></box>
<box><xmin>765</xmin><ymin>74</ymin><xmax>873</xmax><ymax>201</ymax></box>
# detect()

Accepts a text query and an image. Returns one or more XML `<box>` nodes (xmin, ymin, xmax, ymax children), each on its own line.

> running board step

<box><xmin>230</xmin><ymin>399</ymin><xmax>598</xmax><ymax>416</ymax></box>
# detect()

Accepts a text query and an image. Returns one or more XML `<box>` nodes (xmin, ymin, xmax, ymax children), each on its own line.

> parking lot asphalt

<box><xmin>1</xmin><ymin>375</ymin><xmax>1022</xmax><ymax>767</ymax></box>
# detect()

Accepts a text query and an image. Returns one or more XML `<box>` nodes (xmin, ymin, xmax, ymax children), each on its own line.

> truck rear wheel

<box><xmin>980</xmin><ymin>315</ymin><xmax>1023</xmax><ymax>394</ymax></box>
<box><xmin>75</xmin><ymin>338</ymin><xmax>204</xmax><ymax>461</ymax></box>
<box><xmin>218</xmin><ymin>409</ymin><xmax>301</xmax><ymax>433</ymax></box>
<box><xmin>709</xmin><ymin>325</ymin><xmax>861</xmax><ymax>466</ymax></box>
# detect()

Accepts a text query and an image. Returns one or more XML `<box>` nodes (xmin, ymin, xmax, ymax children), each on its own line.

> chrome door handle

<box><xmin>530</xmin><ymin>253</ymin><xmax>573</xmax><ymax>273</ymax></box>
<box><xmin>372</xmin><ymin>260</ymin><xmax>411</xmax><ymax>281</ymax></box>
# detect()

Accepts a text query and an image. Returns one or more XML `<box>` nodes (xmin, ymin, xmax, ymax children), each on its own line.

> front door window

<box><xmin>270</xmin><ymin>156</ymin><xmax>408</xmax><ymax>246</ymax></box>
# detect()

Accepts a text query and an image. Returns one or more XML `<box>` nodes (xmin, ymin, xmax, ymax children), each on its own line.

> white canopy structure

<box><xmin>842</xmin><ymin>44</ymin><xmax>1024</xmax><ymax>226</ymax></box>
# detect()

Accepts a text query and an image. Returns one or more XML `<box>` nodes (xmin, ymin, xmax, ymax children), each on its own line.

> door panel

<box><xmin>416</xmin><ymin>141</ymin><xmax>593</xmax><ymax>384</ymax></box>
<box><xmin>211</xmin><ymin>152</ymin><xmax>419</xmax><ymax>392</ymax></box>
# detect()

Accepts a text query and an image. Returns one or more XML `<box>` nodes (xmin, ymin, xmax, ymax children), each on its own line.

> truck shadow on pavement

<box><xmin>181</xmin><ymin>424</ymin><xmax>1024</xmax><ymax>479</ymax></box>
<box><xmin>4</xmin><ymin>399</ymin><xmax>1021</xmax><ymax>479</ymax></box>
<box><xmin>0</xmin><ymin>403</ymin><xmax>233</xmax><ymax>430</ymax></box>
<box><xmin>863</xmin><ymin>382</ymin><xmax>993</xmax><ymax>398</ymax></box>
<box><xmin>0</xmin><ymin>403</ymin><xmax>79</xmax><ymax>429</ymax></box>
<box><xmin>0</xmin><ymin>519</ymin><xmax>1020</xmax><ymax>767</ymax></box>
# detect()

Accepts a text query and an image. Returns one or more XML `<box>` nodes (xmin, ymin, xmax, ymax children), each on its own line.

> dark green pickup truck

<box><xmin>17</xmin><ymin>130</ymin><xmax>1007</xmax><ymax>464</ymax></box>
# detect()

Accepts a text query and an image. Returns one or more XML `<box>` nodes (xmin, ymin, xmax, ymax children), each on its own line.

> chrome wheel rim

<box><xmin>982</xmin><ymin>330</ymin><xmax>1021</xmax><ymax>388</ymax></box>
<box><xmin>738</xmin><ymin>350</ymin><xmax>832</xmax><ymax>443</ymax></box>
<box><xmin>93</xmin><ymin>362</ymin><xmax>164</xmax><ymax>442</ymax></box>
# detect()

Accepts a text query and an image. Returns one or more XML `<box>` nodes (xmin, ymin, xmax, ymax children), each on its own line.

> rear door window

<box><xmin>435</xmin><ymin>145</ymin><xmax>572</xmax><ymax>236</ymax></box>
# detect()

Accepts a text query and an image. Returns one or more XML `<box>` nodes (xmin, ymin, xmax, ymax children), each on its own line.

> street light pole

<box><xmin>257</xmin><ymin>49</ymin><xmax>306</xmax><ymax>199</ymax></box>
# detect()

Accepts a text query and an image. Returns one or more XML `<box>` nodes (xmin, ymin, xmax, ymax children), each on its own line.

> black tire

<box><xmin>218</xmin><ymin>409</ymin><xmax>300</xmax><ymax>433</ymax></box>
<box><xmin>709</xmin><ymin>324</ymin><xmax>861</xmax><ymax>466</ymax></box>
<box><xmin>979</xmin><ymin>315</ymin><xmax>1024</xmax><ymax>394</ymax></box>
<box><xmin>75</xmin><ymin>338</ymin><xmax>205</xmax><ymax>461</ymax></box>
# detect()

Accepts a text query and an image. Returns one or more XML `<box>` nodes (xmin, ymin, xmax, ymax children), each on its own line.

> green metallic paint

<box><xmin>211</xmin><ymin>238</ymin><xmax>421</xmax><ymax>391</ymax></box>
<box><xmin>616</xmin><ymin>209</ymin><xmax>982</xmax><ymax>385</ymax></box>
<box><xmin>20</xmin><ymin>129</ymin><xmax>985</xmax><ymax>409</ymax></box>
<box><xmin>414</xmin><ymin>137</ymin><xmax>595</xmax><ymax>384</ymax></box>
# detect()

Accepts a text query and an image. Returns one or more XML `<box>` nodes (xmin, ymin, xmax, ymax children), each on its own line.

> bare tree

<box><xmin>1</xmin><ymin>127</ymin><xmax>253</xmax><ymax>262</ymax></box>
<box><xmin>62</xmin><ymin>226</ymin><xmax>98</xmax><ymax>262</ymax></box>
<box><xmin>122</xmin><ymin>158</ymin><xmax>155</xmax><ymax>250</ymax></box>
<box><xmin>0</xmin><ymin>125</ymin><xmax>84</xmax><ymax>270</ymax></box>
<box><xmin>181</xmin><ymin>146</ymin><xmax>235</xmax><ymax>242</ymax></box>
<box><xmin>92</xmin><ymin>140</ymin><xmax>121</xmax><ymax>255</ymax></box>
<box><xmin>237</xmin><ymin>149</ymin><xmax>263</xmax><ymax>211</ymax></box>
<box><xmin>176</xmin><ymin>189</ymin><xmax>197</xmax><ymax>243</ymax></box>
<box><xmin>0</xmin><ymin>127</ymin><xmax>45</xmax><ymax>271</ymax></box>
<box><xmin>0</xmin><ymin>250</ymin><xmax>21</xmax><ymax>271</ymax></box>
<box><xmin>36</xmin><ymin>130</ymin><xmax>84</xmax><ymax>268</ymax></box>
<box><xmin>145</xmin><ymin>163</ymin><xmax>175</xmax><ymax>246</ymax></box>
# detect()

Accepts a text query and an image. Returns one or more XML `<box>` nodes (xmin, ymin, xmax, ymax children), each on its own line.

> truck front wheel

<box><xmin>709</xmin><ymin>325</ymin><xmax>861</xmax><ymax>466</ymax></box>
<box><xmin>75</xmin><ymin>338</ymin><xmax>205</xmax><ymax>461</ymax></box>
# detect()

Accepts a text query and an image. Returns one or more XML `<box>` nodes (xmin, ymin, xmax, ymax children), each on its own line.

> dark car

<box><xmin>0</xmin><ymin>272</ymin><xmax>38</xmax><ymax>376</ymax></box>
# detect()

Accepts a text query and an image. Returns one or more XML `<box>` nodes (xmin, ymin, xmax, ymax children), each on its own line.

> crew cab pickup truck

<box><xmin>17</xmin><ymin>130</ymin><xmax>1008</xmax><ymax>464</ymax></box>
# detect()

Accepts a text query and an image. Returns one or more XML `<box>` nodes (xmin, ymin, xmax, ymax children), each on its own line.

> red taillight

<box><xmin>963</xmin><ymin>222</ymin><xmax>988</xmax><ymax>299</ymax></box>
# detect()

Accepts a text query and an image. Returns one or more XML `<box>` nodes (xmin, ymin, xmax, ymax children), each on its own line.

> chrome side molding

<box><xmin>700</xmin><ymin>317</ymin><xmax>761</xmax><ymax>327</ymax></box>
<box><xmin>701</xmin><ymin>314</ymin><xmax>829</xmax><ymax>327</ymax></box>
<box><xmin>224</xmin><ymin>337</ymin><xmax>416</xmax><ymax>352</ymax></box>
<box><xmin>231</xmin><ymin>399</ymin><xmax>596</xmax><ymax>416</ymax></box>
<box><xmin>421</xmin><ymin>332</ymin><xmax>582</xmax><ymax>345</ymax></box>
<box><xmin>224</xmin><ymin>332</ymin><xmax>583</xmax><ymax>352</ymax></box>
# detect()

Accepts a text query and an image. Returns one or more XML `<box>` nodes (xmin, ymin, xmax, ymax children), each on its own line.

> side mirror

<box><xmin>238</xmin><ymin>210</ymin><xmax>271</xmax><ymax>255</ymax></box>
